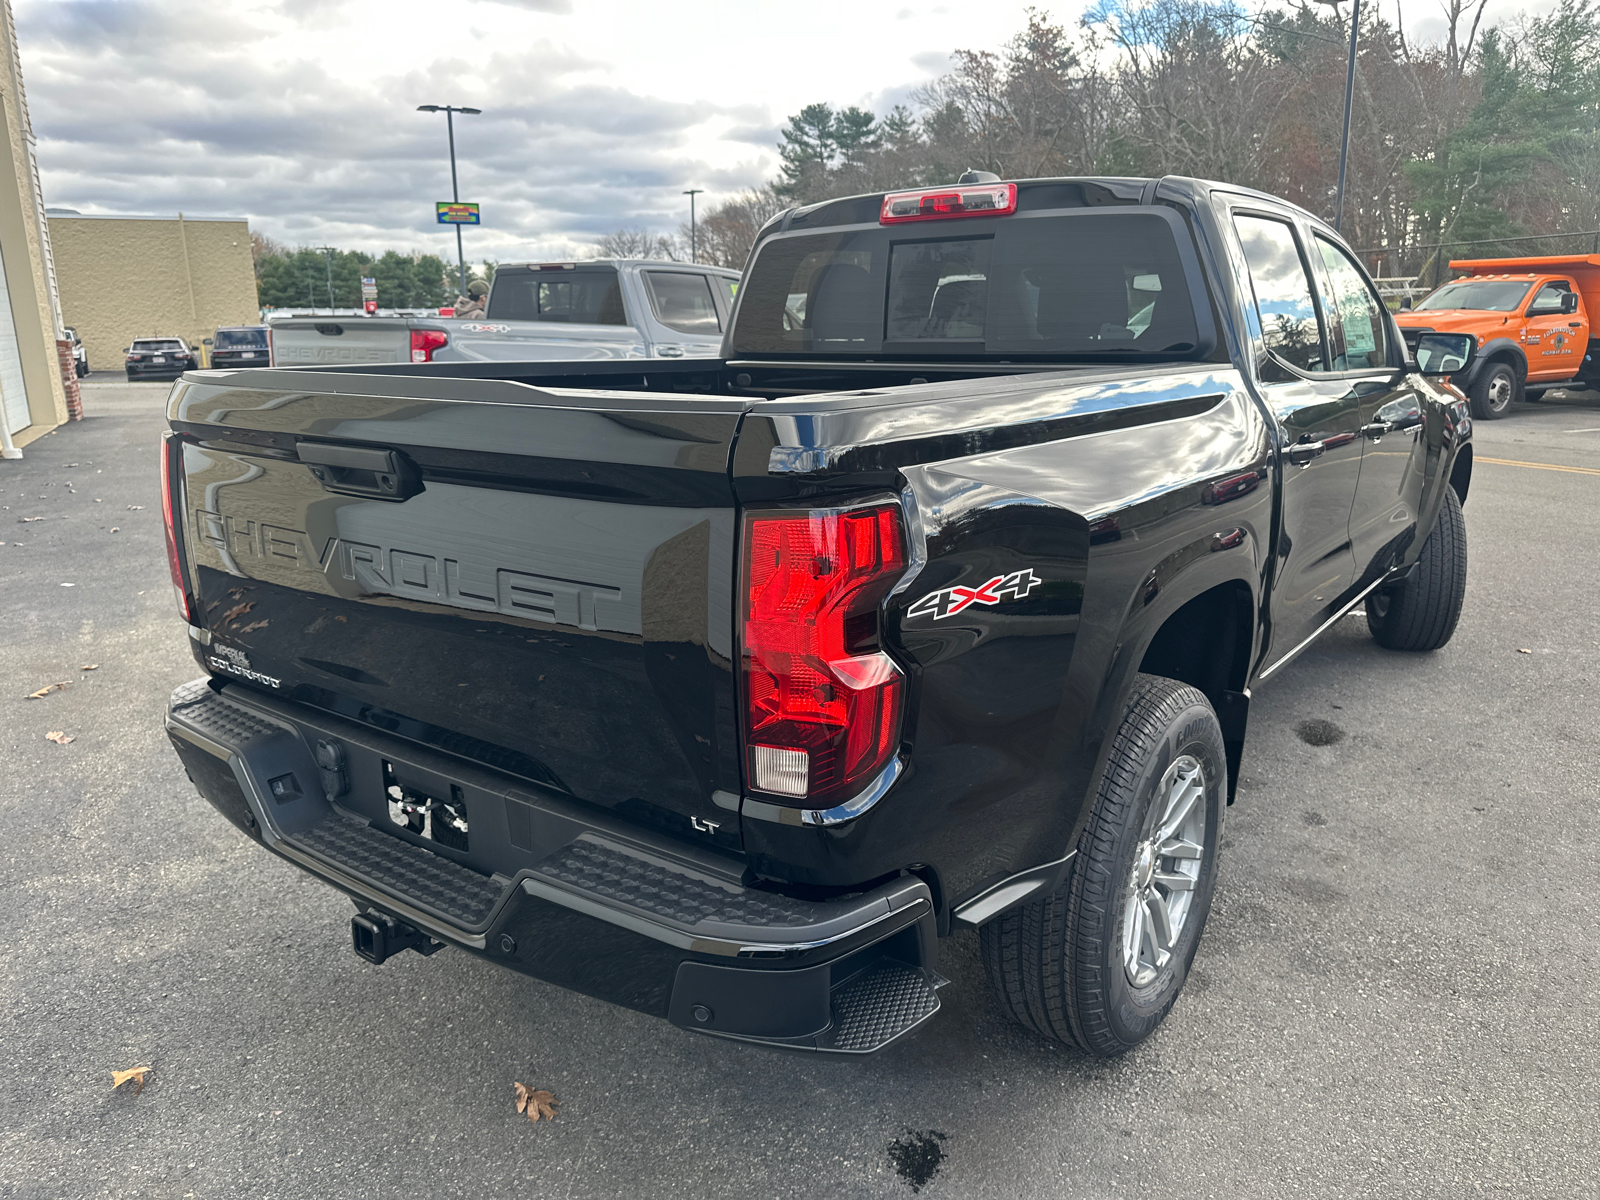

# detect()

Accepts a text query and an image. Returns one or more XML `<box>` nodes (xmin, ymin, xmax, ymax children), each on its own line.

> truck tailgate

<box><xmin>270</xmin><ymin>319</ymin><xmax>413</xmax><ymax>366</ymax></box>
<box><xmin>168</xmin><ymin>372</ymin><xmax>747</xmax><ymax>849</ymax></box>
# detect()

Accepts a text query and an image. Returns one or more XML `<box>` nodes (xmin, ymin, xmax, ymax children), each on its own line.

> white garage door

<box><xmin>0</xmin><ymin>243</ymin><xmax>33</xmax><ymax>437</ymax></box>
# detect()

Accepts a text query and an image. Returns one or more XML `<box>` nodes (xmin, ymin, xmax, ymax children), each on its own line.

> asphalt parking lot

<box><xmin>2</xmin><ymin>379</ymin><xmax>1597</xmax><ymax>1199</ymax></box>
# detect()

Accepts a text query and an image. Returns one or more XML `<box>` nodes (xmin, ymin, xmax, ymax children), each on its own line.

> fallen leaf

<box><xmin>111</xmin><ymin>1066</ymin><xmax>152</xmax><ymax>1095</ymax></box>
<box><xmin>45</xmin><ymin>731</ymin><xmax>74</xmax><ymax>745</ymax></box>
<box><xmin>109</xmin><ymin>527</ymin><xmax>120</xmax><ymax>533</ymax></box>
<box><xmin>513</xmin><ymin>1082</ymin><xmax>559</xmax><ymax>1123</ymax></box>
<box><xmin>221</xmin><ymin>602</ymin><xmax>254</xmax><ymax>622</ymax></box>
<box><xmin>239</xmin><ymin>620</ymin><xmax>269</xmax><ymax>633</ymax></box>
<box><xmin>80</xmin><ymin>664</ymin><xmax>99</xmax><ymax>671</ymax></box>
<box><xmin>1517</xmin><ymin>648</ymin><xmax>1532</xmax><ymax>654</ymax></box>
<box><xmin>127</xmin><ymin>505</ymin><xmax>144</xmax><ymax>511</ymax></box>
<box><xmin>25</xmin><ymin>681</ymin><xmax>69</xmax><ymax>699</ymax></box>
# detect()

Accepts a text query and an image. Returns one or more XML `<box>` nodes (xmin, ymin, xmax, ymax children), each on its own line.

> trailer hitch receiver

<box><xmin>350</xmin><ymin>912</ymin><xmax>445</xmax><ymax>965</ymax></box>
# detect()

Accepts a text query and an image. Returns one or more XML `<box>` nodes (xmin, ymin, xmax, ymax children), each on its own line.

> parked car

<box><xmin>160</xmin><ymin>174</ymin><xmax>1472</xmax><ymax>1057</ymax></box>
<box><xmin>125</xmin><ymin>337</ymin><xmax>198</xmax><ymax>381</ymax></box>
<box><xmin>1395</xmin><ymin>253</ymin><xmax>1600</xmax><ymax>417</ymax></box>
<box><xmin>204</xmin><ymin>325</ymin><xmax>271</xmax><ymax>369</ymax></box>
<box><xmin>62</xmin><ymin>326</ymin><xmax>88</xmax><ymax>377</ymax></box>
<box><xmin>261</xmin><ymin>260</ymin><xmax>740</xmax><ymax>368</ymax></box>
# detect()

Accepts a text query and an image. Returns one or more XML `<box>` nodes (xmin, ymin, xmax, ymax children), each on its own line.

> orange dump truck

<box><xmin>1393</xmin><ymin>254</ymin><xmax>1600</xmax><ymax>418</ymax></box>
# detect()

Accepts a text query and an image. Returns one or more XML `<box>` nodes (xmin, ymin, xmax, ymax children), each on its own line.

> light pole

<box><xmin>683</xmin><ymin>189</ymin><xmax>704</xmax><ymax>263</ymax></box>
<box><xmin>1317</xmin><ymin>0</ymin><xmax>1361</xmax><ymax>233</ymax></box>
<box><xmin>315</xmin><ymin>245</ymin><xmax>337</xmax><ymax>309</ymax></box>
<box><xmin>418</xmin><ymin>103</ymin><xmax>482</xmax><ymax>297</ymax></box>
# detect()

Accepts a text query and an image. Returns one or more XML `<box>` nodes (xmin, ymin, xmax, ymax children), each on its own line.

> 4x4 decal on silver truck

<box><xmin>907</xmin><ymin>569</ymin><xmax>1042</xmax><ymax>621</ymax></box>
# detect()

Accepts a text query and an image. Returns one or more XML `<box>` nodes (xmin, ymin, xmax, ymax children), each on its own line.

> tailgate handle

<box><xmin>297</xmin><ymin>442</ymin><xmax>421</xmax><ymax>501</ymax></box>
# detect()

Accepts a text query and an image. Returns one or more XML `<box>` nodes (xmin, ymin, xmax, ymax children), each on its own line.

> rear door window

<box><xmin>488</xmin><ymin>267</ymin><xmax>628</xmax><ymax>325</ymax></box>
<box><xmin>1314</xmin><ymin>237</ymin><xmax>1389</xmax><ymax>371</ymax></box>
<box><xmin>643</xmin><ymin>271</ymin><xmax>721</xmax><ymax>334</ymax></box>
<box><xmin>1233</xmin><ymin>215</ymin><xmax>1328</xmax><ymax>373</ymax></box>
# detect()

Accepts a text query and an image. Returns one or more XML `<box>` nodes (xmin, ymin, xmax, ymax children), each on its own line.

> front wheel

<box><xmin>1469</xmin><ymin>361</ymin><xmax>1516</xmax><ymax>420</ymax></box>
<box><xmin>980</xmin><ymin>673</ymin><xmax>1225</xmax><ymax>1056</ymax></box>
<box><xmin>1366</xmin><ymin>486</ymin><xmax>1467</xmax><ymax>651</ymax></box>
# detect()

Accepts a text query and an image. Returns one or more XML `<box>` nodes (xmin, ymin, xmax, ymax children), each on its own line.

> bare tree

<box><xmin>592</xmin><ymin>228</ymin><xmax>679</xmax><ymax>260</ymax></box>
<box><xmin>678</xmin><ymin>187</ymin><xmax>791</xmax><ymax>270</ymax></box>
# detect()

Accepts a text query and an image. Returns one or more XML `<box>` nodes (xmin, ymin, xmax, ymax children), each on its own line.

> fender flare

<box><xmin>1457</xmin><ymin>338</ymin><xmax>1527</xmax><ymax>394</ymax></box>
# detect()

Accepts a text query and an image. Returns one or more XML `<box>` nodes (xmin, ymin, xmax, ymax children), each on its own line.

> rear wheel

<box><xmin>1366</xmin><ymin>486</ymin><xmax>1467</xmax><ymax>651</ymax></box>
<box><xmin>1469</xmin><ymin>361</ymin><xmax>1516</xmax><ymax>420</ymax></box>
<box><xmin>980</xmin><ymin>674</ymin><xmax>1225</xmax><ymax>1056</ymax></box>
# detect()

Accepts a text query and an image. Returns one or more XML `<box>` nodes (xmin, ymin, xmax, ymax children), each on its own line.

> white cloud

<box><xmin>12</xmin><ymin>0</ymin><xmax>1063</xmax><ymax>258</ymax></box>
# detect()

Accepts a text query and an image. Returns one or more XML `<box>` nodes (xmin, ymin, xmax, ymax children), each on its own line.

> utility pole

<box><xmin>1318</xmin><ymin>0</ymin><xmax>1362</xmax><ymax>233</ymax></box>
<box><xmin>315</xmin><ymin>246</ymin><xmax>337</xmax><ymax>309</ymax></box>
<box><xmin>683</xmin><ymin>189</ymin><xmax>704</xmax><ymax>263</ymax></box>
<box><xmin>418</xmin><ymin>104</ymin><xmax>482</xmax><ymax>297</ymax></box>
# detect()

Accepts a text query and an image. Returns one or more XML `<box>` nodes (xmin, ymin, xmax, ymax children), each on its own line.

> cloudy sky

<box><xmin>14</xmin><ymin>0</ymin><xmax>1545</xmax><ymax>263</ymax></box>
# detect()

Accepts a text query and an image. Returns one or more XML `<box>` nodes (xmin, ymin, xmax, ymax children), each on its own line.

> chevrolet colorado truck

<box><xmin>1395</xmin><ymin>254</ymin><xmax>1600</xmax><ymax>418</ymax></box>
<box><xmin>161</xmin><ymin>176</ymin><xmax>1474</xmax><ymax>1057</ymax></box>
<box><xmin>267</xmin><ymin>259</ymin><xmax>740</xmax><ymax>368</ymax></box>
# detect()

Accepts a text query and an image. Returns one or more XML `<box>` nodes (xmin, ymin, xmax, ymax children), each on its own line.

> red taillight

<box><xmin>880</xmin><ymin>182</ymin><xmax>1016</xmax><ymax>224</ymax></box>
<box><xmin>411</xmin><ymin>329</ymin><xmax>449</xmax><ymax>362</ymax></box>
<box><xmin>741</xmin><ymin>501</ymin><xmax>907</xmax><ymax>805</ymax></box>
<box><xmin>160</xmin><ymin>435</ymin><xmax>192</xmax><ymax>622</ymax></box>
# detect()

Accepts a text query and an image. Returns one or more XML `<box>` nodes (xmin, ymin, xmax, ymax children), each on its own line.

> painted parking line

<box><xmin>1564</xmin><ymin>427</ymin><xmax>1600</xmax><ymax>433</ymax></box>
<box><xmin>1477</xmin><ymin>455</ymin><xmax>1600</xmax><ymax>477</ymax></box>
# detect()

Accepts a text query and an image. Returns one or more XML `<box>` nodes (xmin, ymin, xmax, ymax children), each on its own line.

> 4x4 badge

<box><xmin>907</xmin><ymin>568</ymin><xmax>1043</xmax><ymax>620</ymax></box>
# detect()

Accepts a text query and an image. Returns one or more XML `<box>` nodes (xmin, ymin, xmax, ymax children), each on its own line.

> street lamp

<box><xmin>683</xmin><ymin>189</ymin><xmax>704</xmax><ymax>263</ymax></box>
<box><xmin>1315</xmin><ymin>0</ymin><xmax>1361</xmax><ymax>233</ymax></box>
<box><xmin>315</xmin><ymin>245</ymin><xmax>337</xmax><ymax>310</ymax></box>
<box><xmin>417</xmin><ymin>103</ymin><xmax>482</xmax><ymax>297</ymax></box>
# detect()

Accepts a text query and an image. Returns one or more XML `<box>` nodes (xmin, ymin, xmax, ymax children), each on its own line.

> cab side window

<box><xmin>643</xmin><ymin>272</ymin><xmax>721</xmax><ymax>335</ymax></box>
<box><xmin>1525</xmin><ymin>282</ymin><xmax>1572</xmax><ymax>316</ymax></box>
<box><xmin>1314</xmin><ymin>237</ymin><xmax>1389</xmax><ymax>371</ymax></box>
<box><xmin>1233</xmin><ymin>214</ymin><xmax>1328</xmax><ymax>375</ymax></box>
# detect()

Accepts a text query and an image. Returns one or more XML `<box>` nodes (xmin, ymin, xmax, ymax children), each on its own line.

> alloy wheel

<box><xmin>1122</xmin><ymin>755</ymin><xmax>1208</xmax><ymax>988</ymax></box>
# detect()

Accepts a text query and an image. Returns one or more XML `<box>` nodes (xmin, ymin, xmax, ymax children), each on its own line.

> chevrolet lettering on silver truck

<box><xmin>160</xmin><ymin>175</ymin><xmax>1473</xmax><ymax>1056</ymax></box>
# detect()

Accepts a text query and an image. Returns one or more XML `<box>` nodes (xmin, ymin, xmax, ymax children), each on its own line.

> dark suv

<box><xmin>205</xmin><ymin>325</ymin><xmax>271</xmax><ymax>369</ymax></box>
<box><xmin>125</xmin><ymin>337</ymin><xmax>198</xmax><ymax>381</ymax></box>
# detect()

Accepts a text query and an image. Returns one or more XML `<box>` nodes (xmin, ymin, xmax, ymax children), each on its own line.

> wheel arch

<box><xmin>1462</xmin><ymin>339</ymin><xmax>1527</xmax><ymax>394</ymax></box>
<box><xmin>1133</xmin><ymin>577</ymin><xmax>1256</xmax><ymax>803</ymax></box>
<box><xmin>1450</xmin><ymin>443</ymin><xmax>1473</xmax><ymax>506</ymax></box>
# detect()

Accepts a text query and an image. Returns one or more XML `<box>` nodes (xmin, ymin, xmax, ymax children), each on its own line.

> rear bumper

<box><xmin>164</xmin><ymin>679</ymin><xmax>941</xmax><ymax>1053</ymax></box>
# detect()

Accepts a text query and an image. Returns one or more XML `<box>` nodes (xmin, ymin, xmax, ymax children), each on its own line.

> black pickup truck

<box><xmin>161</xmin><ymin>175</ymin><xmax>1474</xmax><ymax>1057</ymax></box>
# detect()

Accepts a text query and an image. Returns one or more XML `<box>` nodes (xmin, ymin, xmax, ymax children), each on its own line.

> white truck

<box><xmin>267</xmin><ymin>260</ymin><xmax>740</xmax><ymax>367</ymax></box>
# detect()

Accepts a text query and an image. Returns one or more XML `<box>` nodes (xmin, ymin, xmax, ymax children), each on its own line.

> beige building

<box><xmin>49</xmin><ymin>212</ymin><xmax>260</xmax><ymax>371</ymax></box>
<box><xmin>0</xmin><ymin>0</ymin><xmax>71</xmax><ymax>454</ymax></box>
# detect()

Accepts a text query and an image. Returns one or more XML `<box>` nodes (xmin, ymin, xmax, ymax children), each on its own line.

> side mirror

<box><xmin>1400</xmin><ymin>295</ymin><xmax>1413</xmax><ymax>311</ymax></box>
<box><xmin>1413</xmin><ymin>331</ymin><xmax>1475</xmax><ymax>376</ymax></box>
<box><xmin>1561</xmin><ymin>291</ymin><xmax>1579</xmax><ymax>314</ymax></box>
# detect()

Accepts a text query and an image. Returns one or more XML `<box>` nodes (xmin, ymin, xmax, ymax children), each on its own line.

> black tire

<box><xmin>980</xmin><ymin>673</ymin><xmax>1226</xmax><ymax>1057</ymax></box>
<box><xmin>1366</xmin><ymin>486</ymin><xmax>1467</xmax><ymax>651</ymax></box>
<box><xmin>1468</xmin><ymin>360</ymin><xmax>1516</xmax><ymax>419</ymax></box>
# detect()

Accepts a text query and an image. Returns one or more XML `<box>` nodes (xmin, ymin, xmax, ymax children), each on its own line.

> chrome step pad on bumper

<box><xmin>165</xmin><ymin>679</ymin><xmax>942</xmax><ymax>1053</ymax></box>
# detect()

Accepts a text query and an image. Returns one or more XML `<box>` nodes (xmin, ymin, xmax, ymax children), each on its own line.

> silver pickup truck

<box><xmin>268</xmin><ymin>259</ymin><xmax>740</xmax><ymax>367</ymax></box>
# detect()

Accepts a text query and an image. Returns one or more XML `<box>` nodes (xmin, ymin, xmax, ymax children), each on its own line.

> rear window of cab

<box><xmin>732</xmin><ymin>207</ymin><xmax>1215</xmax><ymax>361</ymax></box>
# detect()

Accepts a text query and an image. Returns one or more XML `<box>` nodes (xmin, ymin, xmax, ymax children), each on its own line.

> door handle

<box><xmin>1287</xmin><ymin>440</ymin><xmax>1325</xmax><ymax>466</ymax></box>
<box><xmin>1361</xmin><ymin>420</ymin><xmax>1393</xmax><ymax>439</ymax></box>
